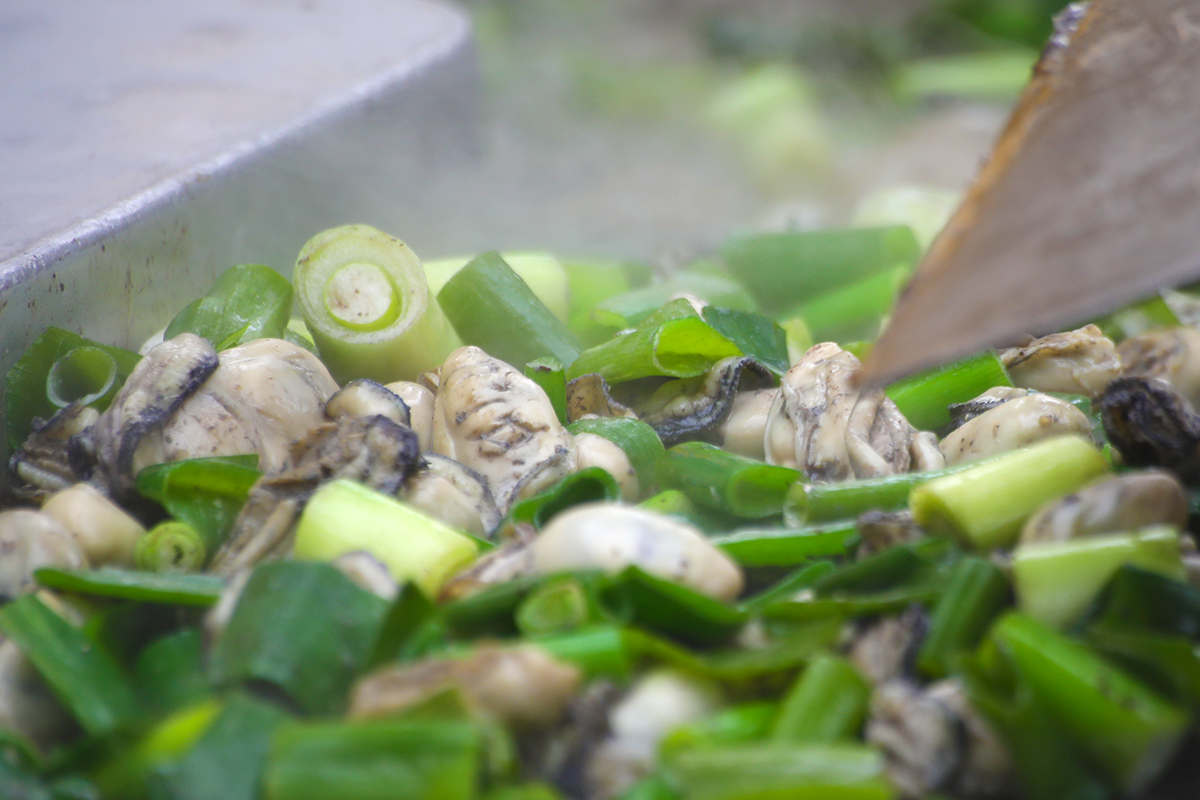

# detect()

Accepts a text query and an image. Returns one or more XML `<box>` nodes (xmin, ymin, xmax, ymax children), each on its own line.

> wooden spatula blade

<box><xmin>860</xmin><ymin>0</ymin><xmax>1200</xmax><ymax>387</ymax></box>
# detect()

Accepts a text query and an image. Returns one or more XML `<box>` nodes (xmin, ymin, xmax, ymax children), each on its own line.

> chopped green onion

<box><xmin>263</xmin><ymin>718</ymin><xmax>480</xmax><ymax>800</ymax></box>
<box><xmin>367</xmin><ymin>583</ymin><xmax>437</xmax><ymax>669</ymax></box>
<box><xmin>515</xmin><ymin>577</ymin><xmax>594</xmax><ymax>636</ymax></box>
<box><xmin>567</xmin><ymin>417</ymin><xmax>666</xmax><ymax>495</ymax></box>
<box><xmin>437</xmin><ymin>251</ymin><xmax>581</xmax><ymax>369</ymax></box>
<box><xmin>660</xmin><ymin>702</ymin><xmax>776</xmax><ymax>755</ymax></box>
<box><xmin>590</xmin><ymin>273</ymin><xmax>755</xmax><ymax>331</ymax></box>
<box><xmin>1013</xmin><ymin>527</ymin><xmax>1184</xmax><ymax>630</ymax></box>
<box><xmin>45</xmin><ymin>346</ymin><xmax>118</xmax><ymax>409</ymax></box>
<box><xmin>782</xmin><ymin>264</ymin><xmax>911</xmax><ymax>345</ymax></box>
<box><xmin>209</xmin><ymin>561</ymin><xmax>387</xmax><ymax>716</ymax></box>
<box><xmin>911</xmin><ymin>436</ymin><xmax>1109</xmax><ymax>551</ymax></box>
<box><xmin>0</xmin><ymin>595</ymin><xmax>140</xmax><ymax>736</ymax></box>
<box><xmin>133</xmin><ymin>630</ymin><xmax>210</xmax><ymax>715</ymax></box>
<box><xmin>770</xmin><ymin>654</ymin><xmax>871</xmax><ymax>743</ymax></box>
<box><xmin>135</xmin><ymin>521</ymin><xmax>207</xmax><ymax>573</ymax></box>
<box><xmin>784</xmin><ymin>458</ymin><xmax>983</xmax><ymax>526</ymax></box>
<box><xmin>293</xmin><ymin>224</ymin><xmax>459</xmax><ymax>383</ymax></box>
<box><xmin>567</xmin><ymin>312</ymin><xmax>740</xmax><ymax>383</ymax></box>
<box><xmin>885</xmin><ymin>351</ymin><xmax>1012</xmax><ymax>432</ymax></box>
<box><xmin>150</xmin><ymin>693</ymin><xmax>292</xmax><ymax>800</ymax></box>
<box><xmin>701</xmin><ymin>307</ymin><xmax>789</xmax><ymax>375</ymax></box>
<box><xmin>425</xmin><ymin>251</ymin><xmax>570</xmax><ymax>322</ymax></box>
<box><xmin>293</xmin><ymin>479</ymin><xmax>479</xmax><ymax>597</ymax></box>
<box><xmin>598</xmin><ymin>566</ymin><xmax>745</xmax><ymax>647</ymax></box>
<box><xmin>1085</xmin><ymin>565</ymin><xmax>1200</xmax><ymax>638</ymax></box>
<box><xmin>916</xmin><ymin>556</ymin><xmax>1010</xmax><ymax>679</ymax></box>
<box><xmin>507</xmin><ymin>467</ymin><xmax>621</xmax><ymax>530</ymax></box>
<box><xmin>658</xmin><ymin>441</ymin><xmax>801</xmax><ymax>518</ymax></box>
<box><xmin>525</xmin><ymin>357</ymin><xmax>569</xmax><ymax>425</ymax></box>
<box><xmin>719</xmin><ymin>225</ymin><xmax>920</xmax><ymax>315</ymax></box>
<box><xmin>164</xmin><ymin>263</ymin><xmax>294</xmax><ymax>349</ymax></box>
<box><xmin>35</xmin><ymin>567</ymin><xmax>224</xmax><ymax>606</ymax></box>
<box><xmin>135</xmin><ymin>455</ymin><xmax>261</xmax><ymax>557</ymax></box>
<box><xmin>529</xmin><ymin>624</ymin><xmax>634</xmax><ymax>679</ymax></box>
<box><xmin>6</xmin><ymin>326</ymin><xmax>141</xmax><ymax>448</ymax></box>
<box><xmin>711</xmin><ymin>522</ymin><xmax>856</xmax><ymax>567</ymax></box>
<box><xmin>987</xmin><ymin>613</ymin><xmax>1188</xmax><ymax>793</ymax></box>
<box><xmin>661</xmin><ymin>742</ymin><xmax>894</xmax><ymax>800</ymax></box>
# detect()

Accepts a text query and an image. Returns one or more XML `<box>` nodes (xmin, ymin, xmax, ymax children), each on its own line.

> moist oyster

<box><xmin>1098</xmin><ymin>376</ymin><xmax>1200</xmax><ymax>481</ymax></box>
<box><xmin>1020</xmin><ymin>470</ymin><xmax>1189</xmax><ymax>544</ymax></box>
<box><xmin>1118</xmin><ymin>326</ymin><xmax>1200</xmax><ymax>407</ymax></box>
<box><xmin>634</xmin><ymin>356</ymin><xmax>774</xmax><ymax>447</ymax></box>
<box><xmin>999</xmin><ymin>324</ymin><xmax>1121</xmax><ymax>397</ymax></box>
<box><xmin>939</xmin><ymin>392</ymin><xmax>1093</xmax><ymax>466</ymax></box>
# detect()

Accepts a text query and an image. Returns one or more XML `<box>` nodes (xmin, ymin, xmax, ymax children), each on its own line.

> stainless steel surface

<box><xmin>0</xmin><ymin>0</ymin><xmax>479</xmax><ymax>368</ymax></box>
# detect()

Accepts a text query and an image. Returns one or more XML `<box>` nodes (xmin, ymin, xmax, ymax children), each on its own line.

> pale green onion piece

<box><xmin>135</xmin><ymin>521</ymin><xmax>207</xmax><ymax>573</ymax></box>
<box><xmin>46</xmin><ymin>346</ymin><xmax>118</xmax><ymax>408</ymax></box>
<box><xmin>293</xmin><ymin>479</ymin><xmax>478</xmax><ymax>597</ymax></box>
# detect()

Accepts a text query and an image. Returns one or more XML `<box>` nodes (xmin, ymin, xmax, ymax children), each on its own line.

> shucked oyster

<box><xmin>1098</xmin><ymin>376</ymin><xmax>1200</xmax><ymax>481</ymax></box>
<box><xmin>635</xmin><ymin>356</ymin><xmax>774</xmax><ymax>447</ymax></box>
<box><xmin>764</xmin><ymin>343</ymin><xmax>943</xmax><ymax>481</ymax></box>
<box><xmin>431</xmin><ymin>347</ymin><xmax>576</xmax><ymax>513</ymax></box>
<box><xmin>1000</xmin><ymin>324</ymin><xmax>1121</xmax><ymax>398</ymax></box>
<box><xmin>1118</xmin><ymin>326</ymin><xmax>1200</xmax><ymax>407</ymax></box>
<box><xmin>939</xmin><ymin>392</ymin><xmax>1092</xmax><ymax>466</ymax></box>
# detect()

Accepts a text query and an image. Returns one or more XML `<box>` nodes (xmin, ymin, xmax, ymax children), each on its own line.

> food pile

<box><xmin>3</xmin><ymin>221</ymin><xmax>1200</xmax><ymax>800</ymax></box>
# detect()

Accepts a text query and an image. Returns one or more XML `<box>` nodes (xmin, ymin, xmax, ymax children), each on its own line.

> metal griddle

<box><xmin>0</xmin><ymin>0</ymin><xmax>479</xmax><ymax>382</ymax></box>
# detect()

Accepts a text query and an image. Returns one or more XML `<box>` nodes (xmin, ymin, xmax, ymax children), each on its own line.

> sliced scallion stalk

<box><xmin>515</xmin><ymin>577</ymin><xmax>593</xmax><ymax>636</ymax></box>
<box><xmin>164</xmin><ymin>263</ymin><xmax>293</xmax><ymax>349</ymax></box>
<box><xmin>567</xmin><ymin>417</ymin><xmax>666</xmax><ymax>495</ymax></box>
<box><xmin>135</xmin><ymin>521</ymin><xmax>207</xmax><ymax>573</ymax></box>
<box><xmin>0</xmin><ymin>595</ymin><xmax>140</xmax><ymax>736</ymax></box>
<box><xmin>35</xmin><ymin>567</ymin><xmax>224</xmax><ymax>607</ymax></box>
<box><xmin>294</xmin><ymin>224</ymin><xmax>459</xmax><ymax>383</ymax></box>
<box><xmin>783</xmin><ymin>264</ymin><xmax>911</xmax><ymax>345</ymax></box>
<box><xmin>525</xmin><ymin>357</ymin><xmax>568</xmax><ymax>425</ymax></box>
<box><xmin>598</xmin><ymin>566</ymin><xmax>746</xmax><ymax>647</ymax></box>
<box><xmin>438</xmin><ymin>251</ymin><xmax>581</xmax><ymax>369</ymax></box>
<box><xmin>719</xmin><ymin>225</ymin><xmax>920</xmax><ymax>315</ymax></box>
<box><xmin>567</xmin><ymin>312</ymin><xmax>740</xmax><ymax>383</ymax></box>
<box><xmin>701</xmin><ymin>306</ymin><xmax>789</xmax><ymax>375</ymax></box>
<box><xmin>135</xmin><ymin>455</ymin><xmax>260</xmax><ymax>557</ymax></box>
<box><xmin>1013</xmin><ymin>527</ymin><xmax>1185</xmax><ymax>630</ymax></box>
<box><xmin>209</xmin><ymin>561</ymin><xmax>387</xmax><ymax>716</ymax></box>
<box><xmin>424</xmin><ymin>251</ymin><xmax>570</xmax><ymax>322</ymax></box>
<box><xmin>6</xmin><ymin>326</ymin><xmax>141</xmax><ymax>448</ymax></box>
<box><xmin>591</xmin><ymin>272</ymin><xmax>755</xmax><ymax>331</ymax></box>
<box><xmin>133</xmin><ymin>629</ymin><xmax>209</xmax><ymax>715</ymax></box>
<box><xmin>910</xmin><ymin>436</ymin><xmax>1110</xmax><ymax>551</ymax></box>
<box><xmin>507</xmin><ymin>467</ymin><xmax>621</xmax><ymax>530</ymax></box>
<box><xmin>660</xmin><ymin>702</ymin><xmax>776</xmax><ymax>756</ymax></box>
<box><xmin>711</xmin><ymin>522</ymin><xmax>855</xmax><ymax>567</ymax></box>
<box><xmin>885</xmin><ymin>350</ymin><xmax>1012</xmax><ymax>432</ymax></box>
<box><xmin>916</xmin><ymin>556</ymin><xmax>1010</xmax><ymax>679</ymax></box>
<box><xmin>45</xmin><ymin>346</ymin><xmax>118</xmax><ymax>409</ymax></box>
<box><xmin>657</xmin><ymin>441</ymin><xmax>801</xmax><ymax>519</ymax></box>
<box><xmin>293</xmin><ymin>479</ymin><xmax>478</xmax><ymax>597</ymax></box>
<box><xmin>770</xmin><ymin>654</ymin><xmax>871</xmax><ymax>743</ymax></box>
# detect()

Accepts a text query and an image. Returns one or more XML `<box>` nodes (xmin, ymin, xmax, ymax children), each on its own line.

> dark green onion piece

<box><xmin>784</xmin><ymin>264</ymin><xmax>911</xmax><ymax>345</ymax></box>
<box><xmin>711</xmin><ymin>522</ymin><xmax>855</xmax><ymax>567</ymax></box>
<box><xmin>134</xmin><ymin>630</ymin><xmax>210</xmax><ymax>715</ymax></box>
<box><xmin>263</xmin><ymin>718</ymin><xmax>479</xmax><ymax>800</ymax></box>
<box><xmin>529</xmin><ymin>624</ymin><xmax>634</xmax><ymax>679</ymax></box>
<box><xmin>135</xmin><ymin>455</ymin><xmax>260</xmax><ymax>557</ymax></box>
<box><xmin>719</xmin><ymin>225</ymin><xmax>920</xmax><ymax>315</ymax></box>
<box><xmin>916</xmin><ymin>556</ymin><xmax>1010</xmax><ymax>679</ymax></box>
<box><xmin>441</xmin><ymin>575</ymin><xmax>543</xmax><ymax>640</ymax></box>
<box><xmin>45</xmin><ymin>346</ymin><xmax>118</xmax><ymax>409</ymax></box>
<box><xmin>0</xmin><ymin>595</ymin><xmax>140</xmax><ymax>736</ymax></box>
<box><xmin>1084</xmin><ymin>623</ymin><xmax>1200</xmax><ymax>708</ymax></box>
<box><xmin>6</xmin><ymin>326</ymin><xmax>142</xmax><ymax>448</ymax></box>
<box><xmin>784</xmin><ymin>458</ymin><xmax>983</xmax><ymax>526</ymax></box>
<box><xmin>885</xmin><ymin>351</ymin><xmax>1012</xmax><ymax>432</ymax></box>
<box><xmin>658</xmin><ymin>441</ymin><xmax>800</xmax><ymax>518</ymax></box>
<box><xmin>484</xmin><ymin>783</ymin><xmax>565</xmax><ymax>800</ymax></box>
<box><xmin>516</xmin><ymin>577</ymin><xmax>594</xmax><ymax>636</ymax></box>
<box><xmin>566</xmin><ymin>311</ymin><xmax>740</xmax><ymax>383</ymax></box>
<box><xmin>598</xmin><ymin>566</ymin><xmax>745</xmax><ymax>648</ymax></box>
<box><xmin>614</xmin><ymin>776</ymin><xmax>679</xmax><ymax>800</ymax></box>
<box><xmin>701</xmin><ymin>307</ymin><xmax>789</xmax><ymax>376</ymax></box>
<box><xmin>525</xmin><ymin>357</ymin><xmax>569</xmax><ymax>425</ymax></box>
<box><xmin>568</xmin><ymin>416</ymin><xmax>666</xmax><ymax>496</ymax></box>
<box><xmin>960</xmin><ymin>646</ymin><xmax>1110</xmax><ymax>800</ymax></box>
<box><xmin>637</xmin><ymin>489</ymin><xmax>731</xmax><ymax>534</ymax></box>
<box><xmin>209</xmin><ymin>561</ymin><xmax>388</xmax><ymax>716</ymax></box>
<box><xmin>739</xmin><ymin>561</ymin><xmax>837</xmax><ymax>614</ymax></box>
<box><xmin>661</xmin><ymin>742</ymin><xmax>893</xmax><ymax>800</ymax></box>
<box><xmin>150</xmin><ymin>692</ymin><xmax>292</xmax><ymax>800</ymax></box>
<box><xmin>135</xmin><ymin>521</ymin><xmax>207</xmax><ymax>573</ymax></box>
<box><xmin>1085</xmin><ymin>565</ymin><xmax>1200</xmax><ymax>638</ymax></box>
<box><xmin>508</xmin><ymin>467</ymin><xmax>621</xmax><ymax>530</ymax></box>
<box><xmin>771</xmin><ymin>654</ymin><xmax>871</xmax><ymax>743</ymax></box>
<box><xmin>165</xmin><ymin>263</ymin><xmax>294</xmax><ymax>350</ymax></box>
<box><xmin>438</xmin><ymin>251</ymin><xmax>581</xmax><ymax>369</ymax></box>
<box><xmin>590</xmin><ymin>273</ymin><xmax>755</xmax><ymax>331</ymax></box>
<box><xmin>35</xmin><ymin>567</ymin><xmax>224</xmax><ymax>606</ymax></box>
<box><xmin>988</xmin><ymin>612</ymin><xmax>1189</xmax><ymax>793</ymax></box>
<box><xmin>367</xmin><ymin>583</ymin><xmax>437</xmax><ymax>669</ymax></box>
<box><xmin>814</xmin><ymin>539</ymin><xmax>951</xmax><ymax>596</ymax></box>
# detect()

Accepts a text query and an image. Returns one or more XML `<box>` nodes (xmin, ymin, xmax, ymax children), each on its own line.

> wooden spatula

<box><xmin>859</xmin><ymin>0</ymin><xmax>1200</xmax><ymax>386</ymax></box>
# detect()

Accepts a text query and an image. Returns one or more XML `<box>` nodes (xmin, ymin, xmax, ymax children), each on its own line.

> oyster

<box><xmin>635</xmin><ymin>356</ymin><xmax>774</xmax><ymax>447</ymax></box>
<box><xmin>939</xmin><ymin>392</ymin><xmax>1093</xmax><ymax>466</ymax></box>
<box><xmin>324</xmin><ymin>379</ymin><xmax>410</xmax><ymax>426</ymax></box>
<box><xmin>384</xmin><ymin>380</ymin><xmax>435</xmax><ymax>451</ymax></box>
<box><xmin>1119</xmin><ymin>326</ymin><xmax>1200</xmax><ymax>407</ymax></box>
<box><xmin>0</xmin><ymin>509</ymin><xmax>89</xmax><ymax>602</ymax></box>
<box><xmin>1020</xmin><ymin>470</ymin><xmax>1189</xmax><ymax>544</ymax></box>
<box><xmin>718</xmin><ymin>387</ymin><xmax>777</xmax><ymax>460</ymax></box>
<box><xmin>1000</xmin><ymin>324</ymin><xmax>1121</xmax><ymax>397</ymax></box>
<box><xmin>764</xmin><ymin>343</ymin><xmax>942</xmax><ymax>481</ymax></box>
<box><xmin>399</xmin><ymin>453</ymin><xmax>502</xmax><ymax>537</ymax></box>
<box><xmin>1098</xmin><ymin>376</ymin><xmax>1200</xmax><ymax>481</ymax></box>
<box><xmin>431</xmin><ymin>347</ymin><xmax>576</xmax><ymax>513</ymax></box>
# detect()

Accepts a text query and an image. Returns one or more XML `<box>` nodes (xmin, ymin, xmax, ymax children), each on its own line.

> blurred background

<box><xmin>442</xmin><ymin>0</ymin><xmax>1071</xmax><ymax>263</ymax></box>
